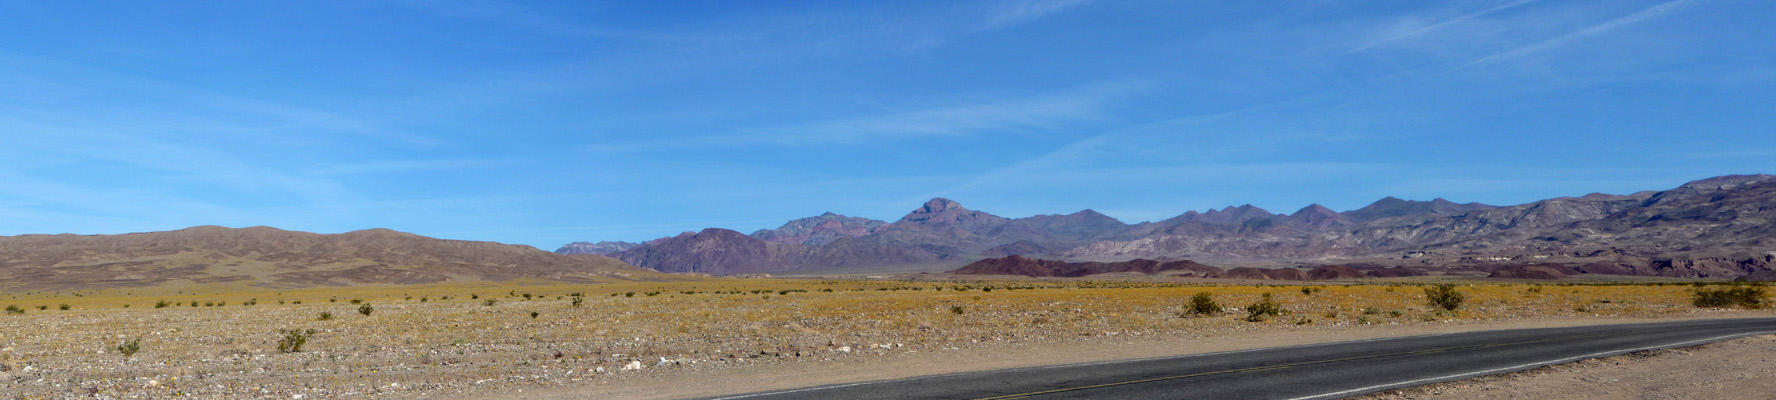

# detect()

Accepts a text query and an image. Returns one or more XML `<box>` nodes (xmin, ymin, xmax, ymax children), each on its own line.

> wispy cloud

<box><xmin>735</xmin><ymin>82</ymin><xmax>1141</xmax><ymax>145</ymax></box>
<box><xmin>906</xmin><ymin>133</ymin><xmax>1114</xmax><ymax>204</ymax></box>
<box><xmin>1346</xmin><ymin>0</ymin><xmax>1540</xmax><ymax>55</ymax></box>
<box><xmin>583</xmin><ymin>80</ymin><xmax>1151</xmax><ymax>150</ymax></box>
<box><xmin>979</xmin><ymin>0</ymin><xmax>1091</xmax><ymax>32</ymax></box>
<box><xmin>303</xmin><ymin>158</ymin><xmax>513</xmax><ymax>176</ymax></box>
<box><xmin>1461</xmin><ymin>0</ymin><xmax>1699</xmax><ymax>68</ymax></box>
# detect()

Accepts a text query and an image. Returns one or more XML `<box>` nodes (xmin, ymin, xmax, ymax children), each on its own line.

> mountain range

<box><xmin>560</xmin><ymin>174</ymin><xmax>1776</xmax><ymax>279</ymax></box>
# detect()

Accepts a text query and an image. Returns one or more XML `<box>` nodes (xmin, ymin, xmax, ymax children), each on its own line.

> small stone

<box><xmin>620</xmin><ymin>360</ymin><xmax>642</xmax><ymax>371</ymax></box>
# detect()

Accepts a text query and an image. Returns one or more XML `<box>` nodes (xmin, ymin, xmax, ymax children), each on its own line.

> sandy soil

<box><xmin>0</xmin><ymin>281</ymin><xmax>1764</xmax><ymax>400</ymax></box>
<box><xmin>518</xmin><ymin>314</ymin><xmax>1774</xmax><ymax>400</ymax></box>
<box><xmin>1362</xmin><ymin>334</ymin><xmax>1776</xmax><ymax>400</ymax></box>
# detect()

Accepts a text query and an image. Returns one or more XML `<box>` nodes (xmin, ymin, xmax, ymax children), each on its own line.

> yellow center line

<box><xmin>971</xmin><ymin>334</ymin><xmax>1597</xmax><ymax>400</ymax></box>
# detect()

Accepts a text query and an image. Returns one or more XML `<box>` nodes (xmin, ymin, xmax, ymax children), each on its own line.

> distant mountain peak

<box><xmin>923</xmin><ymin>197</ymin><xmax>964</xmax><ymax>212</ymax></box>
<box><xmin>750</xmin><ymin>212</ymin><xmax>886</xmax><ymax>246</ymax></box>
<box><xmin>1291</xmin><ymin>204</ymin><xmax>1338</xmax><ymax>216</ymax></box>
<box><xmin>899</xmin><ymin>197</ymin><xmax>998</xmax><ymax>225</ymax></box>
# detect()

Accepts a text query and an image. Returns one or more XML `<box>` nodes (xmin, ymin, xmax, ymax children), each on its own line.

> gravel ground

<box><xmin>0</xmin><ymin>281</ymin><xmax>1756</xmax><ymax>399</ymax></box>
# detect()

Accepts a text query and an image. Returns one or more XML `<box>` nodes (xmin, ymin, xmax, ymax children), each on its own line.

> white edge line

<box><xmin>1283</xmin><ymin>331</ymin><xmax>1776</xmax><ymax>400</ymax></box>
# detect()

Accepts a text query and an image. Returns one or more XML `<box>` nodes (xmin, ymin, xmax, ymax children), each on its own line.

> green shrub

<box><xmin>484</xmin><ymin>299</ymin><xmax>498</xmax><ymax>307</ymax></box>
<box><xmin>116</xmin><ymin>338</ymin><xmax>141</xmax><ymax>357</ymax></box>
<box><xmin>58</xmin><ymin>304</ymin><xmax>71</xmax><ymax>311</ymax></box>
<box><xmin>1184</xmin><ymin>292</ymin><xmax>1222</xmax><ymax>317</ymax></box>
<box><xmin>4</xmin><ymin>305</ymin><xmax>23</xmax><ymax>315</ymax></box>
<box><xmin>358</xmin><ymin>303</ymin><xmax>374</xmax><ymax>316</ymax></box>
<box><xmin>318</xmin><ymin>311</ymin><xmax>334</xmax><ymax>321</ymax></box>
<box><xmin>349</xmin><ymin>299</ymin><xmax>362</xmax><ymax>305</ymax></box>
<box><xmin>1424</xmin><ymin>284</ymin><xmax>1465</xmax><ymax>311</ymax></box>
<box><xmin>1693</xmin><ymin>285</ymin><xmax>1767</xmax><ymax>309</ymax></box>
<box><xmin>1300</xmin><ymin>287</ymin><xmax>1321</xmax><ymax>296</ymax></box>
<box><xmin>277</xmin><ymin>329</ymin><xmax>315</xmax><ymax>353</ymax></box>
<box><xmin>950</xmin><ymin>305</ymin><xmax>965</xmax><ymax>315</ymax></box>
<box><xmin>1245</xmin><ymin>293</ymin><xmax>1284</xmax><ymax>322</ymax></box>
<box><xmin>570</xmin><ymin>296</ymin><xmax>584</xmax><ymax>307</ymax></box>
<box><xmin>530</xmin><ymin>311</ymin><xmax>540</xmax><ymax>319</ymax></box>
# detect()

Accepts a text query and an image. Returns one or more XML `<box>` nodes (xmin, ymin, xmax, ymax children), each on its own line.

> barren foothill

<box><xmin>0</xmin><ymin>279</ymin><xmax>1768</xmax><ymax>399</ymax></box>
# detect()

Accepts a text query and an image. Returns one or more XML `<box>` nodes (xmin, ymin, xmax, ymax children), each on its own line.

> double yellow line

<box><xmin>973</xmin><ymin>334</ymin><xmax>1592</xmax><ymax>400</ymax></box>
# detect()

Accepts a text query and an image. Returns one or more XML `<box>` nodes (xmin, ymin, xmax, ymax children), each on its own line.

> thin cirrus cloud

<box><xmin>715</xmin><ymin>80</ymin><xmax>1149</xmax><ymax>146</ymax></box>
<box><xmin>1460</xmin><ymin>0</ymin><xmax>1699</xmax><ymax>68</ymax></box>
<box><xmin>579</xmin><ymin>79</ymin><xmax>1151</xmax><ymax>151</ymax></box>
<box><xmin>1344</xmin><ymin>0</ymin><xmax>1542</xmax><ymax>55</ymax></box>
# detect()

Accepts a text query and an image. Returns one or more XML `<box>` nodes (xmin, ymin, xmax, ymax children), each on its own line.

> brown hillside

<box><xmin>0</xmin><ymin>226</ymin><xmax>660</xmax><ymax>290</ymax></box>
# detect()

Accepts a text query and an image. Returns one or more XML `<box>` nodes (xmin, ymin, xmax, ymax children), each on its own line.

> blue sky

<box><xmin>2</xmin><ymin>0</ymin><xmax>1772</xmax><ymax>249</ymax></box>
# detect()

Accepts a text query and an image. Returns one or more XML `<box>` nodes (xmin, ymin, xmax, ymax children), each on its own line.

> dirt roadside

<box><xmin>1362</xmin><ymin>334</ymin><xmax>1776</xmax><ymax>400</ymax></box>
<box><xmin>508</xmin><ymin>314</ymin><xmax>1772</xmax><ymax>400</ymax></box>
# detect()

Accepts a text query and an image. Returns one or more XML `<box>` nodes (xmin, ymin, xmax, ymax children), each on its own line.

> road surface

<box><xmin>699</xmin><ymin>318</ymin><xmax>1776</xmax><ymax>400</ymax></box>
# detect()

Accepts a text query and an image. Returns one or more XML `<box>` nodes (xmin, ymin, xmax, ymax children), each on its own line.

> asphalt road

<box><xmin>698</xmin><ymin>318</ymin><xmax>1776</xmax><ymax>400</ymax></box>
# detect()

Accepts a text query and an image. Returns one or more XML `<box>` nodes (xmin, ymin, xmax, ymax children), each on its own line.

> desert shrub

<box><xmin>4</xmin><ymin>305</ymin><xmax>22</xmax><ymax>315</ymax></box>
<box><xmin>625</xmin><ymin>292</ymin><xmax>635</xmax><ymax>298</ymax></box>
<box><xmin>570</xmin><ymin>296</ymin><xmax>584</xmax><ymax>307</ymax></box>
<box><xmin>484</xmin><ymin>299</ymin><xmax>497</xmax><ymax>307</ymax></box>
<box><xmin>1294</xmin><ymin>317</ymin><xmax>1314</xmax><ymax>325</ymax></box>
<box><xmin>1361</xmin><ymin>307</ymin><xmax>1380</xmax><ymax>315</ymax></box>
<box><xmin>277</xmin><ymin>329</ymin><xmax>315</xmax><ymax>353</ymax></box>
<box><xmin>58</xmin><ymin>304</ymin><xmax>70</xmax><ymax>311</ymax></box>
<box><xmin>116</xmin><ymin>338</ymin><xmax>141</xmax><ymax>357</ymax></box>
<box><xmin>155</xmin><ymin>300</ymin><xmax>170</xmax><ymax>309</ymax></box>
<box><xmin>1184</xmin><ymin>292</ymin><xmax>1222</xmax><ymax>317</ymax></box>
<box><xmin>349</xmin><ymin>299</ymin><xmax>362</xmax><ymax>304</ymax></box>
<box><xmin>419</xmin><ymin>296</ymin><xmax>428</xmax><ymax>303</ymax></box>
<box><xmin>1693</xmin><ymin>285</ymin><xmax>1767</xmax><ymax>309</ymax></box>
<box><xmin>471</xmin><ymin>294</ymin><xmax>479</xmax><ymax>299</ymax></box>
<box><xmin>318</xmin><ymin>311</ymin><xmax>334</xmax><ymax>321</ymax></box>
<box><xmin>1245</xmin><ymin>293</ymin><xmax>1284</xmax><ymax>322</ymax></box>
<box><xmin>358</xmin><ymin>303</ymin><xmax>374</xmax><ymax>316</ymax></box>
<box><xmin>950</xmin><ymin>305</ymin><xmax>965</xmax><ymax>315</ymax></box>
<box><xmin>1424</xmin><ymin>284</ymin><xmax>1465</xmax><ymax>311</ymax></box>
<box><xmin>244</xmin><ymin>299</ymin><xmax>257</xmax><ymax>306</ymax></box>
<box><xmin>1300</xmin><ymin>287</ymin><xmax>1321</xmax><ymax>296</ymax></box>
<box><xmin>530</xmin><ymin>311</ymin><xmax>540</xmax><ymax>319</ymax></box>
<box><xmin>522</xmin><ymin>293</ymin><xmax>533</xmax><ymax>299</ymax></box>
<box><xmin>36</xmin><ymin>305</ymin><xmax>48</xmax><ymax>311</ymax></box>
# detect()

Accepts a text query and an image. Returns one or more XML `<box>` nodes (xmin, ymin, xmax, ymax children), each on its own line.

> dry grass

<box><xmin>0</xmin><ymin>279</ymin><xmax>1752</xmax><ymax>399</ymax></box>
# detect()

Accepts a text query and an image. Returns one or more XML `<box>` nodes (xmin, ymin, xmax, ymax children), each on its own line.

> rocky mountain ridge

<box><xmin>566</xmin><ymin>174</ymin><xmax>1776</xmax><ymax>279</ymax></box>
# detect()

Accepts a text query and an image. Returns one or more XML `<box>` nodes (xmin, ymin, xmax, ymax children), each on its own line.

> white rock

<box><xmin>293</xmin><ymin>395</ymin><xmax>305</xmax><ymax>400</ymax></box>
<box><xmin>594</xmin><ymin>367</ymin><xmax>606</xmax><ymax>373</ymax></box>
<box><xmin>837</xmin><ymin>346</ymin><xmax>852</xmax><ymax>353</ymax></box>
<box><xmin>621</xmin><ymin>360</ymin><xmax>642</xmax><ymax>371</ymax></box>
